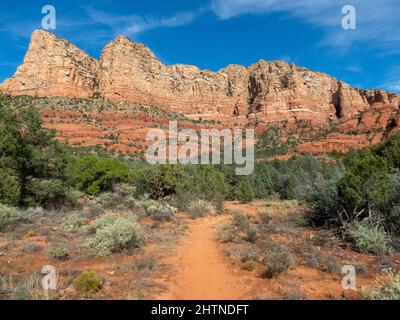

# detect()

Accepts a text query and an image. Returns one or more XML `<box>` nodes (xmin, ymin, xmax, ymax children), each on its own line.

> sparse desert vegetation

<box><xmin>0</xmin><ymin>94</ymin><xmax>399</xmax><ymax>300</ymax></box>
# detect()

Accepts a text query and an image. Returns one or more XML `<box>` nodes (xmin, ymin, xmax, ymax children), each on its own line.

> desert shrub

<box><xmin>133</xmin><ymin>164</ymin><xmax>188</xmax><ymax>199</ymax></box>
<box><xmin>237</xmin><ymin>245</ymin><xmax>260</xmax><ymax>263</ymax></box>
<box><xmin>86</xmin><ymin>213</ymin><xmax>120</xmax><ymax>233</ymax></box>
<box><xmin>0</xmin><ymin>170</ymin><xmax>20</xmax><ymax>206</ymax></box>
<box><xmin>95</xmin><ymin>192</ymin><xmax>123</xmax><ymax>209</ymax></box>
<box><xmin>0</xmin><ymin>273</ymin><xmax>53</xmax><ymax>300</ymax></box>
<box><xmin>320</xmin><ymin>256</ymin><xmax>341</xmax><ymax>274</ymax></box>
<box><xmin>0</xmin><ymin>204</ymin><xmax>29</xmax><ymax>232</ymax></box>
<box><xmin>133</xmin><ymin>164</ymin><xmax>227</xmax><ymax>211</ymax></box>
<box><xmin>26</xmin><ymin>207</ymin><xmax>45</xmax><ymax>216</ymax></box>
<box><xmin>338</xmin><ymin>150</ymin><xmax>389</xmax><ymax>220</ymax></box>
<box><xmin>244</xmin><ymin>226</ymin><xmax>258</xmax><ymax>243</ymax></box>
<box><xmin>84</xmin><ymin>214</ymin><xmax>145</xmax><ymax>257</ymax></box>
<box><xmin>305</xmin><ymin>177</ymin><xmax>342</xmax><ymax>226</ymax></box>
<box><xmin>136</xmin><ymin>198</ymin><xmax>177</xmax><ymax>221</ymax></box>
<box><xmin>242</xmin><ymin>260</ymin><xmax>257</xmax><ymax>271</ymax></box>
<box><xmin>246</xmin><ymin>156</ymin><xmax>340</xmax><ymax>201</ymax></box>
<box><xmin>69</xmin><ymin>156</ymin><xmax>129</xmax><ymax>196</ymax></box>
<box><xmin>45</xmin><ymin>243</ymin><xmax>69</xmax><ymax>260</ymax></box>
<box><xmin>74</xmin><ymin>271</ymin><xmax>102</xmax><ymax>294</ymax></box>
<box><xmin>218</xmin><ymin>224</ymin><xmax>237</xmax><ymax>242</ymax></box>
<box><xmin>263</xmin><ymin>243</ymin><xmax>294</xmax><ymax>278</ymax></box>
<box><xmin>61</xmin><ymin>215</ymin><xmax>86</xmax><ymax>232</ymax></box>
<box><xmin>177</xmin><ymin>165</ymin><xmax>228</xmax><ymax>211</ymax></box>
<box><xmin>362</xmin><ymin>270</ymin><xmax>400</xmax><ymax>300</ymax></box>
<box><xmin>372</xmin><ymin>133</ymin><xmax>400</xmax><ymax>169</ymax></box>
<box><xmin>21</xmin><ymin>242</ymin><xmax>42</xmax><ymax>253</ymax></box>
<box><xmin>235</xmin><ymin>181</ymin><xmax>255</xmax><ymax>203</ymax></box>
<box><xmin>131</xmin><ymin>257</ymin><xmax>158</xmax><ymax>276</ymax></box>
<box><xmin>347</xmin><ymin>222</ymin><xmax>390</xmax><ymax>254</ymax></box>
<box><xmin>188</xmin><ymin>200</ymin><xmax>217</xmax><ymax>219</ymax></box>
<box><xmin>305</xmin><ymin>134</ymin><xmax>400</xmax><ymax>236</ymax></box>
<box><xmin>25</xmin><ymin>178</ymin><xmax>72</xmax><ymax>208</ymax></box>
<box><xmin>232</xmin><ymin>212</ymin><xmax>250</xmax><ymax>231</ymax></box>
<box><xmin>385</xmin><ymin>169</ymin><xmax>400</xmax><ymax>233</ymax></box>
<box><xmin>259</xmin><ymin>212</ymin><xmax>273</xmax><ymax>225</ymax></box>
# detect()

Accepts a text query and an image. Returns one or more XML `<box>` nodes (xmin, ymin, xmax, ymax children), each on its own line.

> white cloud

<box><xmin>210</xmin><ymin>0</ymin><xmax>400</xmax><ymax>53</ymax></box>
<box><xmin>83</xmin><ymin>6</ymin><xmax>201</xmax><ymax>38</ymax></box>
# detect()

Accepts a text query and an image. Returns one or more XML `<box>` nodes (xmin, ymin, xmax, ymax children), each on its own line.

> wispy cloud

<box><xmin>383</xmin><ymin>81</ymin><xmax>400</xmax><ymax>93</ymax></box>
<box><xmin>0</xmin><ymin>5</ymin><xmax>203</xmax><ymax>41</ymax></box>
<box><xmin>344</xmin><ymin>65</ymin><xmax>363</xmax><ymax>73</ymax></box>
<box><xmin>83</xmin><ymin>6</ymin><xmax>202</xmax><ymax>38</ymax></box>
<box><xmin>210</xmin><ymin>0</ymin><xmax>400</xmax><ymax>54</ymax></box>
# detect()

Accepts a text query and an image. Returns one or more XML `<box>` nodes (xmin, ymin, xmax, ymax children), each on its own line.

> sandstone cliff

<box><xmin>1</xmin><ymin>30</ymin><xmax>399</xmax><ymax>129</ymax></box>
<box><xmin>0</xmin><ymin>30</ymin><xmax>99</xmax><ymax>99</ymax></box>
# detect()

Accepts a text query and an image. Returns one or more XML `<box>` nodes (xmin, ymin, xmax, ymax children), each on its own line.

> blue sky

<box><xmin>0</xmin><ymin>0</ymin><xmax>399</xmax><ymax>92</ymax></box>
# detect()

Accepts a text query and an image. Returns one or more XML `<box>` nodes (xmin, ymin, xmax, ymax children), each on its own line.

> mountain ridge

<box><xmin>1</xmin><ymin>29</ymin><xmax>399</xmax><ymax>131</ymax></box>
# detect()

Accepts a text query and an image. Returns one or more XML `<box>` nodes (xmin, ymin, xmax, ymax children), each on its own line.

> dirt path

<box><xmin>156</xmin><ymin>214</ymin><xmax>246</xmax><ymax>300</ymax></box>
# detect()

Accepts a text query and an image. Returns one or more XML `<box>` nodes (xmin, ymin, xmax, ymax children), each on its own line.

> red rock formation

<box><xmin>0</xmin><ymin>30</ymin><xmax>99</xmax><ymax>99</ymax></box>
<box><xmin>1</xmin><ymin>30</ymin><xmax>399</xmax><ymax>132</ymax></box>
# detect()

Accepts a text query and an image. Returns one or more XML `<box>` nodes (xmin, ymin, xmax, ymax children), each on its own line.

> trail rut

<box><xmin>157</xmin><ymin>215</ymin><xmax>245</xmax><ymax>300</ymax></box>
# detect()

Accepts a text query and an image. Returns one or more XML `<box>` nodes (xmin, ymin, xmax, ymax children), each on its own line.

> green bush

<box><xmin>133</xmin><ymin>164</ymin><xmax>188</xmax><ymax>199</ymax></box>
<box><xmin>0</xmin><ymin>170</ymin><xmax>20</xmax><ymax>206</ymax></box>
<box><xmin>74</xmin><ymin>271</ymin><xmax>102</xmax><ymax>294</ymax></box>
<box><xmin>386</xmin><ymin>170</ymin><xmax>400</xmax><ymax>233</ymax></box>
<box><xmin>84</xmin><ymin>214</ymin><xmax>145</xmax><ymax>257</ymax></box>
<box><xmin>235</xmin><ymin>181</ymin><xmax>255</xmax><ymax>203</ymax></box>
<box><xmin>0</xmin><ymin>204</ymin><xmax>29</xmax><ymax>232</ymax></box>
<box><xmin>347</xmin><ymin>222</ymin><xmax>390</xmax><ymax>254</ymax></box>
<box><xmin>70</xmin><ymin>156</ymin><xmax>129</xmax><ymax>196</ymax></box>
<box><xmin>246</xmin><ymin>156</ymin><xmax>341</xmax><ymax>201</ymax></box>
<box><xmin>263</xmin><ymin>243</ymin><xmax>294</xmax><ymax>278</ymax></box>
<box><xmin>372</xmin><ymin>133</ymin><xmax>400</xmax><ymax>169</ymax></box>
<box><xmin>177</xmin><ymin>165</ymin><xmax>228</xmax><ymax>211</ymax></box>
<box><xmin>25</xmin><ymin>179</ymin><xmax>71</xmax><ymax>208</ymax></box>
<box><xmin>45</xmin><ymin>243</ymin><xmax>69</xmax><ymax>260</ymax></box>
<box><xmin>339</xmin><ymin>150</ymin><xmax>389</xmax><ymax>219</ymax></box>
<box><xmin>305</xmin><ymin>177</ymin><xmax>342</xmax><ymax>226</ymax></box>
<box><xmin>362</xmin><ymin>270</ymin><xmax>400</xmax><ymax>300</ymax></box>
<box><xmin>242</xmin><ymin>260</ymin><xmax>257</xmax><ymax>271</ymax></box>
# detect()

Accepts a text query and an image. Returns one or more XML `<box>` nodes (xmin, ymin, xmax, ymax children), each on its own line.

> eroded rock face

<box><xmin>0</xmin><ymin>30</ymin><xmax>99</xmax><ymax>99</ymax></box>
<box><xmin>1</xmin><ymin>30</ymin><xmax>399</xmax><ymax>128</ymax></box>
<box><xmin>99</xmin><ymin>36</ymin><xmax>250</xmax><ymax>117</ymax></box>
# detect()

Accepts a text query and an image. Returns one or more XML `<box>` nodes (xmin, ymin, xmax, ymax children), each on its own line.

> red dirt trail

<box><xmin>157</xmin><ymin>215</ymin><xmax>245</xmax><ymax>300</ymax></box>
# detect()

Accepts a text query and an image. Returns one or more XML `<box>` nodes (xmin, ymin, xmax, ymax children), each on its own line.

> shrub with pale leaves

<box><xmin>348</xmin><ymin>222</ymin><xmax>390</xmax><ymax>255</ymax></box>
<box><xmin>84</xmin><ymin>214</ymin><xmax>145</xmax><ymax>257</ymax></box>
<box><xmin>362</xmin><ymin>270</ymin><xmax>400</xmax><ymax>300</ymax></box>
<box><xmin>188</xmin><ymin>200</ymin><xmax>217</xmax><ymax>219</ymax></box>
<box><xmin>137</xmin><ymin>198</ymin><xmax>177</xmax><ymax>221</ymax></box>
<box><xmin>0</xmin><ymin>204</ymin><xmax>29</xmax><ymax>232</ymax></box>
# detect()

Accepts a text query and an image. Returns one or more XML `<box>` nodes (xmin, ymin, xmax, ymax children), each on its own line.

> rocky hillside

<box><xmin>1</xmin><ymin>30</ymin><xmax>399</xmax><ymax>155</ymax></box>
